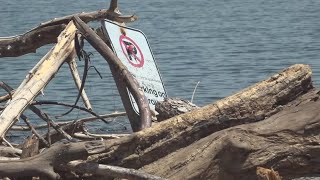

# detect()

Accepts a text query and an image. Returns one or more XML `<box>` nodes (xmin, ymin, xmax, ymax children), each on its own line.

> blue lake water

<box><xmin>0</xmin><ymin>0</ymin><xmax>320</xmax><ymax>138</ymax></box>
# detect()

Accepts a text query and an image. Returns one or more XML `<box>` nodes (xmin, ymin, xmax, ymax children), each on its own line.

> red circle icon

<box><xmin>119</xmin><ymin>35</ymin><xmax>144</xmax><ymax>68</ymax></box>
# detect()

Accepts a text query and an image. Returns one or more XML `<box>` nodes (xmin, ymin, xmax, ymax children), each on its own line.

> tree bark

<box><xmin>88</xmin><ymin>64</ymin><xmax>313</xmax><ymax>168</ymax></box>
<box><xmin>155</xmin><ymin>98</ymin><xmax>199</xmax><ymax>122</ymax></box>
<box><xmin>0</xmin><ymin>141</ymin><xmax>91</xmax><ymax>179</ymax></box>
<box><xmin>140</xmin><ymin>89</ymin><xmax>320</xmax><ymax>180</ymax></box>
<box><xmin>66</xmin><ymin>160</ymin><xmax>166</xmax><ymax>180</ymax></box>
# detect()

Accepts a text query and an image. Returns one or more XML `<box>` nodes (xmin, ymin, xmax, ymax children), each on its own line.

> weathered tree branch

<box><xmin>31</xmin><ymin>100</ymin><xmax>110</xmax><ymax>124</ymax></box>
<box><xmin>73</xmin><ymin>132</ymin><xmax>129</xmax><ymax>141</ymax></box>
<box><xmin>72</xmin><ymin>16</ymin><xmax>152</xmax><ymax>131</ymax></box>
<box><xmin>155</xmin><ymin>98</ymin><xmax>199</xmax><ymax>122</ymax></box>
<box><xmin>0</xmin><ymin>0</ymin><xmax>138</xmax><ymax>58</ymax></box>
<box><xmin>20</xmin><ymin>115</ymin><xmax>50</xmax><ymax>148</ymax></box>
<box><xmin>0</xmin><ymin>25</ymin><xmax>66</xmax><ymax>57</ymax></box>
<box><xmin>66</xmin><ymin>160</ymin><xmax>166</xmax><ymax>180</ymax></box>
<box><xmin>0</xmin><ymin>21</ymin><xmax>76</xmax><ymax>140</ymax></box>
<box><xmin>11</xmin><ymin>112</ymin><xmax>126</xmax><ymax>131</ymax></box>
<box><xmin>0</xmin><ymin>82</ymin><xmax>13</xmax><ymax>101</ymax></box>
<box><xmin>43</xmin><ymin>113</ymin><xmax>74</xmax><ymax>142</ymax></box>
<box><xmin>39</xmin><ymin>120</ymin><xmax>84</xmax><ymax>149</ymax></box>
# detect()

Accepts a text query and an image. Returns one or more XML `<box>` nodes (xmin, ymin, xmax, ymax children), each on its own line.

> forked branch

<box><xmin>0</xmin><ymin>0</ymin><xmax>138</xmax><ymax>58</ymax></box>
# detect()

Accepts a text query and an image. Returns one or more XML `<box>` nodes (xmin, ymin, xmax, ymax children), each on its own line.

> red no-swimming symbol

<box><xmin>119</xmin><ymin>35</ymin><xmax>144</xmax><ymax>68</ymax></box>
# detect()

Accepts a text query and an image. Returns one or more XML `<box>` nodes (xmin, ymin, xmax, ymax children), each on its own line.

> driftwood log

<box><xmin>0</xmin><ymin>1</ymin><xmax>318</xmax><ymax>179</ymax></box>
<box><xmin>0</xmin><ymin>64</ymin><xmax>317</xmax><ymax>179</ymax></box>
<box><xmin>88</xmin><ymin>64</ymin><xmax>312</xmax><ymax>166</ymax></box>
<box><xmin>140</xmin><ymin>89</ymin><xmax>320</xmax><ymax>179</ymax></box>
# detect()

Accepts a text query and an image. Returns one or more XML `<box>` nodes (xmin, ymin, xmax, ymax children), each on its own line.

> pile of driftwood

<box><xmin>0</xmin><ymin>0</ymin><xmax>320</xmax><ymax>179</ymax></box>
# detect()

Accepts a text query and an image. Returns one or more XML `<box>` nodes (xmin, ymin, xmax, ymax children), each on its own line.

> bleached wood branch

<box><xmin>0</xmin><ymin>21</ymin><xmax>77</xmax><ymax>140</ymax></box>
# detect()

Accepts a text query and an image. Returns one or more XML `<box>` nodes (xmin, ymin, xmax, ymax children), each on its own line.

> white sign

<box><xmin>102</xmin><ymin>20</ymin><xmax>167</xmax><ymax>113</ymax></box>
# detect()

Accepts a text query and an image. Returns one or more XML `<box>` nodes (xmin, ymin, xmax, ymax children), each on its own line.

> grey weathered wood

<box><xmin>0</xmin><ymin>146</ymin><xmax>21</xmax><ymax>157</ymax></box>
<box><xmin>66</xmin><ymin>160</ymin><xmax>166</xmax><ymax>180</ymax></box>
<box><xmin>73</xmin><ymin>132</ymin><xmax>129</xmax><ymax>141</ymax></box>
<box><xmin>155</xmin><ymin>98</ymin><xmax>199</xmax><ymax>122</ymax></box>
<box><xmin>140</xmin><ymin>89</ymin><xmax>320</xmax><ymax>179</ymax></box>
<box><xmin>89</xmin><ymin>64</ymin><xmax>313</xmax><ymax>168</ymax></box>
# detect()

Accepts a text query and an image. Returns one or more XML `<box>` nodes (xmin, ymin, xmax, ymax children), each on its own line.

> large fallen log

<box><xmin>88</xmin><ymin>64</ymin><xmax>313</xmax><ymax>167</ymax></box>
<box><xmin>0</xmin><ymin>64</ymin><xmax>313</xmax><ymax>179</ymax></box>
<box><xmin>140</xmin><ymin>89</ymin><xmax>320</xmax><ymax>179</ymax></box>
